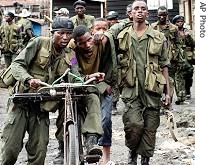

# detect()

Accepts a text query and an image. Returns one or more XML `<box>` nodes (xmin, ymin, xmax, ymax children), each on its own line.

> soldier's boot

<box><xmin>127</xmin><ymin>150</ymin><xmax>137</xmax><ymax>165</ymax></box>
<box><xmin>53</xmin><ymin>141</ymin><xmax>64</xmax><ymax>165</ymax></box>
<box><xmin>141</xmin><ymin>156</ymin><xmax>150</xmax><ymax>165</ymax></box>
<box><xmin>85</xmin><ymin>134</ymin><xmax>102</xmax><ymax>156</ymax></box>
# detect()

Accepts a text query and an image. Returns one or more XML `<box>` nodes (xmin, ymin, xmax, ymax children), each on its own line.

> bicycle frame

<box><xmin>11</xmin><ymin>69</ymin><xmax>99</xmax><ymax>165</ymax></box>
<box><xmin>39</xmin><ymin>82</ymin><xmax>97</xmax><ymax>165</ymax></box>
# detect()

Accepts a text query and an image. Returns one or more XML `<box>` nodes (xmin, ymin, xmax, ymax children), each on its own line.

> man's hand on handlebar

<box><xmin>28</xmin><ymin>78</ymin><xmax>42</xmax><ymax>89</ymax></box>
<box><xmin>87</xmin><ymin>72</ymin><xmax>105</xmax><ymax>82</ymax></box>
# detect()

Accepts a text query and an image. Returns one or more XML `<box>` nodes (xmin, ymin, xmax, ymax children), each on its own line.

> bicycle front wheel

<box><xmin>68</xmin><ymin>124</ymin><xmax>80</xmax><ymax>165</ymax></box>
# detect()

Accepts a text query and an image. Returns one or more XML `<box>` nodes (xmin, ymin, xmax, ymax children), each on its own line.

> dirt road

<box><xmin>0</xmin><ymin>78</ymin><xmax>195</xmax><ymax>165</ymax></box>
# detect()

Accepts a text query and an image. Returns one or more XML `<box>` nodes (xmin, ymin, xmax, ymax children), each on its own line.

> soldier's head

<box><xmin>91</xmin><ymin>17</ymin><xmax>109</xmax><ymax>35</ymax></box>
<box><xmin>131</xmin><ymin>0</ymin><xmax>149</xmax><ymax>23</ymax></box>
<box><xmin>51</xmin><ymin>17</ymin><xmax>74</xmax><ymax>49</ymax></box>
<box><xmin>4</xmin><ymin>11</ymin><xmax>15</xmax><ymax>23</ymax></box>
<box><xmin>73</xmin><ymin>25</ymin><xmax>94</xmax><ymax>58</ymax></box>
<box><xmin>157</xmin><ymin>6</ymin><xmax>168</xmax><ymax>24</ymax></box>
<box><xmin>126</xmin><ymin>4</ymin><xmax>133</xmax><ymax>21</ymax></box>
<box><xmin>106</xmin><ymin>11</ymin><xmax>119</xmax><ymax>27</ymax></box>
<box><xmin>54</xmin><ymin>8</ymin><xmax>69</xmax><ymax>17</ymax></box>
<box><xmin>73</xmin><ymin>0</ymin><xmax>87</xmax><ymax>18</ymax></box>
<box><xmin>172</xmin><ymin>15</ymin><xmax>185</xmax><ymax>28</ymax></box>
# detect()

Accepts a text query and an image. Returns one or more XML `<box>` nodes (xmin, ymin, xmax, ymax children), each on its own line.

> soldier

<box><xmin>16</xmin><ymin>8</ymin><xmax>35</xmax><ymax>47</ymax></box>
<box><xmin>0</xmin><ymin>11</ymin><xmax>21</xmax><ymax>68</ymax></box>
<box><xmin>172</xmin><ymin>15</ymin><xmax>195</xmax><ymax>99</ymax></box>
<box><xmin>106</xmin><ymin>11</ymin><xmax>119</xmax><ymax>28</ymax></box>
<box><xmin>116</xmin><ymin>0</ymin><xmax>170</xmax><ymax>164</ymax></box>
<box><xmin>0</xmin><ymin>17</ymin><xmax>104</xmax><ymax>165</ymax></box>
<box><xmin>108</xmin><ymin>4</ymin><xmax>135</xmax><ymax>115</ymax></box>
<box><xmin>70</xmin><ymin>0</ymin><xmax>95</xmax><ymax>30</ymax></box>
<box><xmin>151</xmin><ymin>6</ymin><xmax>187</xmax><ymax>105</ymax></box>
<box><xmin>72</xmin><ymin>25</ymin><xmax>117</xmax><ymax>165</ymax></box>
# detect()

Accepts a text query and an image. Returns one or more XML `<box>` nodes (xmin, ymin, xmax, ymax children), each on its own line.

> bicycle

<box><xmin>11</xmin><ymin>68</ymin><xmax>102</xmax><ymax>165</ymax></box>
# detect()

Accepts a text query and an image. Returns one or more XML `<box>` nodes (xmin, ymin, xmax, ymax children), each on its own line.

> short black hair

<box><xmin>73</xmin><ymin>25</ymin><xmax>89</xmax><ymax>40</ymax></box>
<box><xmin>126</xmin><ymin>4</ymin><xmax>132</xmax><ymax>13</ymax></box>
<box><xmin>157</xmin><ymin>6</ymin><xmax>168</xmax><ymax>12</ymax></box>
<box><xmin>5</xmin><ymin>12</ymin><xmax>15</xmax><ymax>20</ymax></box>
<box><xmin>132</xmin><ymin>0</ymin><xmax>148</xmax><ymax>10</ymax></box>
<box><xmin>73</xmin><ymin>0</ymin><xmax>86</xmax><ymax>8</ymax></box>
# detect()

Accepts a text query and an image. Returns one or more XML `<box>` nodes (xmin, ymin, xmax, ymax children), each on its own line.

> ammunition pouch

<box><xmin>145</xmin><ymin>62</ymin><xmax>166</xmax><ymax>95</ymax></box>
<box><xmin>0</xmin><ymin>66</ymin><xmax>16</xmax><ymax>88</ymax></box>
<box><xmin>145</xmin><ymin>35</ymin><xmax>167</xmax><ymax>95</ymax></box>
<box><xmin>117</xmin><ymin>53</ymin><xmax>136</xmax><ymax>88</ymax></box>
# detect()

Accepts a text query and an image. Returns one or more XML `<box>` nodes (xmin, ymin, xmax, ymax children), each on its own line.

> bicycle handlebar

<box><xmin>11</xmin><ymin>69</ymin><xmax>98</xmax><ymax>102</ymax></box>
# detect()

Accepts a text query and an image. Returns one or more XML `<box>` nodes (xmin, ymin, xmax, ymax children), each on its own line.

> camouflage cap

<box><xmin>73</xmin><ymin>0</ymin><xmax>86</xmax><ymax>8</ymax></box>
<box><xmin>52</xmin><ymin>16</ymin><xmax>74</xmax><ymax>32</ymax></box>
<box><xmin>106</xmin><ymin>11</ymin><xmax>118</xmax><ymax>20</ymax></box>
<box><xmin>172</xmin><ymin>15</ymin><xmax>185</xmax><ymax>24</ymax></box>
<box><xmin>54</xmin><ymin>8</ymin><xmax>69</xmax><ymax>16</ymax></box>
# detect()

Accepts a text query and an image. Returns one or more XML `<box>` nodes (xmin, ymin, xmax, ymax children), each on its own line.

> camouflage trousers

<box><xmin>122</xmin><ymin>98</ymin><xmax>160</xmax><ymax>157</ymax></box>
<box><xmin>0</xmin><ymin>99</ymin><xmax>49</xmax><ymax>165</ymax></box>
<box><xmin>55</xmin><ymin>93</ymin><xmax>103</xmax><ymax>141</ymax></box>
<box><xmin>169</xmin><ymin>63</ymin><xmax>186</xmax><ymax>102</ymax></box>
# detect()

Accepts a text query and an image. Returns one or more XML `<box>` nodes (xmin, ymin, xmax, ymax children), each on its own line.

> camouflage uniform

<box><xmin>17</xmin><ymin>17</ymin><xmax>34</xmax><ymax>46</ymax></box>
<box><xmin>117</xmin><ymin>25</ymin><xmax>170</xmax><ymax>157</ymax></box>
<box><xmin>0</xmin><ymin>22</ymin><xmax>21</xmax><ymax>68</ymax></box>
<box><xmin>0</xmin><ymin>36</ymin><xmax>95</xmax><ymax>164</ymax></box>
<box><xmin>70</xmin><ymin>14</ymin><xmax>95</xmax><ymax>30</ymax></box>
<box><xmin>178</xmin><ymin>28</ymin><xmax>195</xmax><ymax>97</ymax></box>
<box><xmin>151</xmin><ymin>21</ymin><xmax>186</xmax><ymax>102</ymax></box>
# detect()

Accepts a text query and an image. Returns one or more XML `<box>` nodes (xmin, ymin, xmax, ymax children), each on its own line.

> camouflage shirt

<box><xmin>0</xmin><ymin>22</ymin><xmax>21</xmax><ymax>54</ymax></box>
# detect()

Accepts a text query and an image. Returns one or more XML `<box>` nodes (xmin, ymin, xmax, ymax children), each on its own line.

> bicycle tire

<box><xmin>78</xmin><ymin>111</ymin><xmax>86</xmax><ymax>164</ymax></box>
<box><xmin>68</xmin><ymin>124</ymin><xmax>80</xmax><ymax>165</ymax></box>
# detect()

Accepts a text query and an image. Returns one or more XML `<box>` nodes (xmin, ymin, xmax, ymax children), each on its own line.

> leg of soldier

<box><xmin>98</xmin><ymin>94</ymin><xmax>113</xmax><ymax>165</ymax></box>
<box><xmin>82</xmin><ymin>93</ymin><xmax>103</xmax><ymax>135</ymax></box>
<box><xmin>122</xmin><ymin>98</ymin><xmax>144</xmax><ymax>164</ymax></box>
<box><xmin>53</xmin><ymin>102</ymin><xmax>65</xmax><ymax>164</ymax></box>
<box><xmin>184</xmin><ymin>62</ymin><xmax>194</xmax><ymax>99</ymax></box>
<box><xmin>0</xmin><ymin>100</ymin><xmax>28</xmax><ymax>165</ymax></box>
<box><xmin>112</xmin><ymin>85</ymin><xmax>120</xmax><ymax>115</ymax></box>
<box><xmin>25</xmin><ymin>103</ymin><xmax>49</xmax><ymax>165</ymax></box>
<box><xmin>3</xmin><ymin>54</ymin><xmax>12</xmax><ymax>68</ymax></box>
<box><xmin>122</xmin><ymin>98</ymin><xmax>144</xmax><ymax>150</ymax></box>
<box><xmin>136</xmin><ymin>107</ymin><xmax>160</xmax><ymax>158</ymax></box>
<box><xmin>174</xmin><ymin>68</ymin><xmax>187</xmax><ymax>104</ymax></box>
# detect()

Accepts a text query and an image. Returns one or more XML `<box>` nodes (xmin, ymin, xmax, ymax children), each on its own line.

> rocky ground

<box><xmin>0</xmin><ymin>63</ymin><xmax>195</xmax><ymax>165</ymax></box>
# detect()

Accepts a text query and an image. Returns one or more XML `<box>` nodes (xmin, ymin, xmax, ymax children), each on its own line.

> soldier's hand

<box><xmin>28</xmin><ymin>78</ymin><xmax>42</xmax><ymax>89</ymax></box>
<box><xmin>87</xmin><ymin>72</ymin><xmax>105</xmax><ymax>82</ymax></box>
<box><xmin>162</xmin><ymin>94</ymin><xmax>171</xmax><ymax>109</ymax></box>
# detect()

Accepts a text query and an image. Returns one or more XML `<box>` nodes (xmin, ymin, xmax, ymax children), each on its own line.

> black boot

<box><xmin>85</xmin><ymin>134</ymin><xmax>102</xmax><ymax>156</ymax></box>
<box><xmin>53</xmin><ymin>141</ymin><xmax>64</xmax><ymax>165</ymax></box>
<box><xmin>141</xmin><ymin>156</ymin><xmax>150</xmax><ymax>165</ymax></box>
<box><xmin>128</xmin><ymin>150</ymin><xmax>137</xmax><ymax>165</ymax></box>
